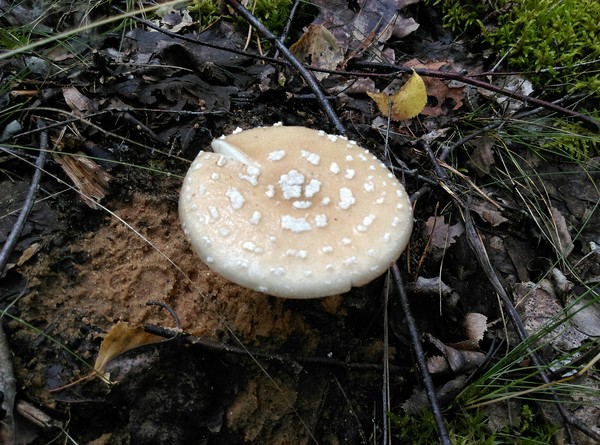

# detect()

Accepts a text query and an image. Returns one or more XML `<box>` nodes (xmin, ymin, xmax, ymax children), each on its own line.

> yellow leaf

<box><xmin>94</xmin><ymin>322</ymin><xmax>164</xmax><ymax>381</ymax></box>
<box><xmin>367</xmin><ymin>70</ymin><xmax>427</xmax><ymax>121</ymax></box>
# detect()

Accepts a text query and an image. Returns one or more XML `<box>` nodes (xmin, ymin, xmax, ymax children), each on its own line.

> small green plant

<box><xmin>429</xmin><ymin>0</ymin><xmax>600</xmax><ymax>97</ymax></box>
<box><xmin>389</xmin><ymin>403</ymin><xmax>557</xmax><ymax>444</ymax></box>
<box><xmin>539</xmin><ymin>119</ymin><xmax>600</xmax><ymax>161</ymax></box>
<box><xmin>0</xmin><ymin>27</ymin><xmax>31</xmax><ymax>50</ymax></box>
<box><xmin>390</xmin><ymin>284</ymin><xmax>599</xmax><ymax>443</ymax></box>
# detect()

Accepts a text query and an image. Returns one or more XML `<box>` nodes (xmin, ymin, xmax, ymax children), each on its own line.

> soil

<box><xmin>1</xmin><ymin>2</ymin><xmax>599</xmax><ymax>445</ymax></box>
<box><xmin>8</xmin><ymin>183</ymin><xmax>404</xmax><ymax>443</ymax></box>
<box><xmin>4</xmin><ymin>170</ymin><xmax>414</xmax><ymax>443</ymax></box>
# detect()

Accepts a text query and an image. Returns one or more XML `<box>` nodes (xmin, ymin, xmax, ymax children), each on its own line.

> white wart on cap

<box><xmin>179</xmin><ymin>125</ymin><xmax>413</xmax><ymax>298</ymax></box>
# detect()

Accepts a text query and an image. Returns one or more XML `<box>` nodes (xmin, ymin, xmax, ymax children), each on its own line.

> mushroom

<box><xmin>179</xmin><ymin>124</ymin><xmax>413</xmax><ymax>298</ymax></box>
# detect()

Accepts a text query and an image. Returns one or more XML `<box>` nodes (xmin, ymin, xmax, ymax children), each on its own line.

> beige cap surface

<box><xmin>179</xmin><ymin>125</ymin><xmax>412</xmax><ymax>298</ymax></box>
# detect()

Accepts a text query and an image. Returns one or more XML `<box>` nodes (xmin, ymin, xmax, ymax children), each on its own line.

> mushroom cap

<box><xmin>179</xmin><ymin>125</ymin><xmax>412</xmax><ymax>298</ymax></box>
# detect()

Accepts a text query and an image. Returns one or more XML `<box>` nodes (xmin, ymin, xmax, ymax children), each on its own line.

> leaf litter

<box><xmin>0</xmin><ymin>0</ymin><xmax>599</xmax><ymax>443</ymax></box>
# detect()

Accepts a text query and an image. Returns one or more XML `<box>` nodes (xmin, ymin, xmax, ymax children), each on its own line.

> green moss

<box><xmin>429</xmin><ymin>0</ymin><xmax>600</xmax><ymax>98</ymax></box>
<box><xmin>248</xmin><ymin>0</ymin><xmax>292</xmax><ymax>34</ymax></box>
<box><xmin>188</xmin><ymin>0</ymin><xmax>224</xmax><ymax>29</ymax></box>
<box><xmin>188</xmin><ymin>0</ymin><xmax>292</xmax><ymax>36</ymax></box>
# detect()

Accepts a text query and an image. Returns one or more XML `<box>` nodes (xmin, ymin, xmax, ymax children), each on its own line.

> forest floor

<box><xmin>0</xmin><ymin>1</ymin><xmax>599</xmax><ymax>444</ymax></box>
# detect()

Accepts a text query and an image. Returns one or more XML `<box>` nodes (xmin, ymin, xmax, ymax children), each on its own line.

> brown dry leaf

<box><xmin>405</xmin><ymin>59</ymin><xmax>464</xmax><ymax>116</ymax></box>
<box><xmin>17</xmin><ymin>242</ymin><xmax>43</xmax><ymax>266</ymax></box>
<box><xmin>464</xmin><ymin>312</ymin><xmax>487</xmax><ymax>343</ymax></box>
<box><xmin>514</xmin><ymin>281</ymin><xmax>588</xmax><ymax>350</ymax></box>
<box><xmin>427</xmin><ymin>334</ymin><xmax>486</xmax><ymax>373</ymax></box>
<box><xmin>468</xmin><ymin>133</ymin><xmax>495</xmax><ymax>176</ymax></box>
<box><xmin>420</xmin><ymin>76</ymin><xmax>464</xmax><ymax>117</ymax></box>
<box><xmin>423</xmin><ymin>216</ymin><xmax>464</xmax><ymax>249</ymax></box>
<box><xmin>471</xmin><ymin>200</ymin><xmax>508</xmax><ymax>227</ymax></box>
<box><xmin>62</xmin><ymin>86</ymin><xmax>95</xmax><ymax>116</ymax></box>
<box><xmin>367</xmin><ymin>70</ymin><xmax>427</xmax><ymax>120</ymax></box>
<box><xmin>53</xmin><ymin>153</ymin><xmax>112</xmax><ymax>209</ymax></box>
<box><xmin>94</xmin><ymin>321</ymin><xmax>165</xmax><ymax>376</ymax></box>
<box><xmin>549</xmin><ymin>207</ymin><xmax>574</xmax><ymax>257</ymax></box>
<box><xmin>290</xmin><ymin>25</ymin><xmax>344</xmax><ymax>81</ymax></box>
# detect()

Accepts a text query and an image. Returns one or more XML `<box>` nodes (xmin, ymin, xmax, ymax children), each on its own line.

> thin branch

<box><xmin>353</xmin><ymin>61</ymin><xmax>600</xmax><ymax>131</ymax></box>
<box><xmin>0</xmin><ymin>123</ymin><xmax>47</xmax><ymax>445</ymax></box>
<box><xmin>278</xmin><ymin>0</ymin><xmax>302</xmax><ymax>45</ymax></box>
<box><xmin>0</xmin><ymin>123</ymin><xmax>48</xmax><ymax>276</ymax></box>
<box><xmin>143</xmin><ymin>323</ymin><xmax>405</xmax><ymax>373</ymax></box>
<box><xmin>439</xmin><ymin>97</ymin><xmax>578</xmax><ymax>162</ymax></box>
<box><xmin>222</xmin><ymin>0</ymin><xmax>346</xmax><ymax>135</ymax></box>
<box><xmin>391</xmin><ymin>264</ymin><xmax>452</xmax><ymax>445</ymax></box>
<box><xmin>424</xmin><ymin>141</ymin><xmax>600</xmax><ymax>442</ymax></box>
<box><xmin>0</xmin><ymin>323</ymin><xmax>17</xmax><ymax>445</ymax></box>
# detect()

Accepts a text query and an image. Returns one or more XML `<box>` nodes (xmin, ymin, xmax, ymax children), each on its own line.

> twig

<box><xmin>0</xmin><ymin>123</ymin><xmax>48</xmax><ymax>276</ymax></box>
<box><xmin>278</xmin><ymin>0</ymin><xmax>302</xmax><ymax>46</ymax></box>
<box><xmin>439</xmin><ymin>97</ymin><xmax>576</xmax><ymax>162</ymax></box>
<box><xmin>222</xmin><ymin>0</ymin><xmax>346</xmax><ymax>135</ymax></box>
<box><xmin>425</xmin><ymin>141</ymin><xmax>600</xmax><ymax>442</ymax></box>
<box><xmin>333</xmin><ymin>375</ymin><xmax>368</xmax><ymax>444</ymax></box>
<box><xmin>146</xmin><ymin>301</ymin><xmax>181</xmax><ymax>330</ymax></box>
<box><xmin>0</xmin><ymin>323</ymin><xmax>17</xmax><ymax>445</ymax></box>
<box><xmin>382</xmin><ymin>277</ymin><xmax>391</xmax><ymax>445</ymax></box>
<box><xmin>462</xmin><ymin>196</ymin><xmax>600</xmax><ymax>442</ymax></box>
<box><xmin>390</xmin><ymin>264</ymin><xmax>451</xmax><ymax>445</ymax></box>
<box><xmin>353</xmin><ymin>61</ymin><xmax>600</xmax><ymax>131</ymax></box>
<box><xmin>143</xmin><ymin>323</ymin><xmax>403</xmax><ymax>373</ymax></box>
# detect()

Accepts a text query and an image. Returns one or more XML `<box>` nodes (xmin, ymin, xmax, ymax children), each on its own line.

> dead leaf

<box><xmin>290</xmin><ymin>25</ymin><xmax>344</xmax><ymax>81</ymax></box>
<box><xmin>549</xmin><ymin>207</ymin><xmax>574</xmax><ymax>257</ymax></box>
<box><xmin>367</xmin><ymin>70</ymin><xmax>427</xmax><ymax>120</ymax></box>
<box><xmin>423</xmin><ymin>216</ymin><xmax>464</xmax><ymax>249</ymax></box>
<box><xmin>471</xmin><ymin>200</ymin><xmax>508</xmax><ymax>226</ymax></box>
<box><xmin>421</xmin><ymin>77</ymin><xmax>464</xmax><ymax>117</ymax></box>
<box><xmin>94</xmin><ymin>322</ymin><xmax>164</xmax><ymax>380</ymax></box>
<box><xmin>407</xmin><ymin>276</ymin><xmax>453</xmax><ymax>296</ymax></box>
<box><xmin>478</xmin><ymin>75</ymin><xmax>533</xmax><ymax>114</ymax></box>
<box><xmin>427</xmin><ymin>334</ymin><xmax>486</xmax><ymax>373</ymax></box>
<box><xmin>326</xmin><ymin>77</ymin><xmax>376</xmax><ymax>96</ymax></box>
<box><xmin>569</xmin><ymin>294</ymin><xmax>600</xmax><ymax>337</ymax></box>
<box><xmin>53</xmin><ymin>153</ymin><xmax>112</xmax><ymax>209</ymax></box>
<box><xmin>464</xmin><ymin>312</ymin><xmax>487</xmax><ymax>343</ymax></box>
<box><xmin>468</xmin><ymin>133</ymin><xmax>495</xmax><ymax>176</ymax></box>
<box><xmin>310</xmin><ymin>0</ymin><xmax>420</xmax><ymax>60</ymax></box>
<box><xmin>427</xmin><ymin>355</ymin><xmax>449</xmax><ymax>374</ymax></box>
<box><xmin>514</xmin><ymin>281</ymin><xmax>588</xmax><ymax>351</ymax></box>
<box><xmin>62</xmin><ymin>87</ymin><xmax>95</xmax><ymax>116</ymax></box>
<box><xmin>17</xmin><ymin>242</ymin><xmax>42</xmax><ymax>266</ymax></box>
<box><xmin>404</xmin><ymin>59</ymin><xmax>464</xmax><ymax>116</ymax></box>
<box><xmin>402</xmin><ymin>375</ymin><xmax>469</xmax><ymax>414</ymax></box>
